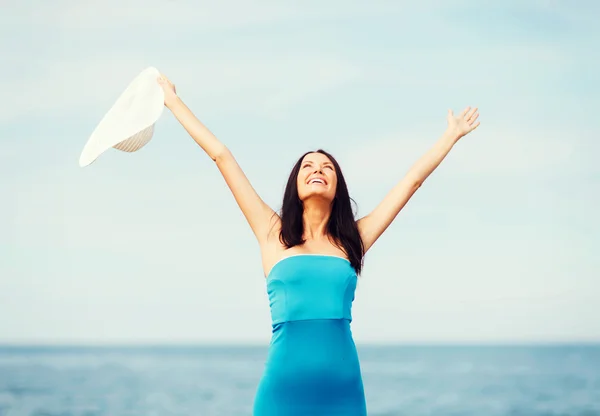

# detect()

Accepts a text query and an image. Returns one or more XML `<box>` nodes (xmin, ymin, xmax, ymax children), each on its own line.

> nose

<box><xmin>314</xmin><ymin>167</ymin><xmax>323</xmax><ymax>174</ymax></box>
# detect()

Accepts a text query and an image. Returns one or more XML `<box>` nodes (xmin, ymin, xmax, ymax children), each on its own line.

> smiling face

<box><xmin>296</xmin><ymin>152</ymin><xmax>338</xmax><ymax>203</ymax></box>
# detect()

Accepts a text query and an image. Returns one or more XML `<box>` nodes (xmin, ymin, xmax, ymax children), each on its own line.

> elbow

<box><xmin>213</xmin><ymin>145</ymin><xmax>231</xmax><ymax>164</ymax></box>
<box><xmin>405</xmin><ymin>175</ymin><xmax>422</xmax><ymax>191</ymax></box>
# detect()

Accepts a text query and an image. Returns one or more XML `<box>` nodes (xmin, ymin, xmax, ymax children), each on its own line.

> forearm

<box><xmin>167</xmin><ymin>97</ymin><xmax>227</xmax><ymax>161</ymax></box>
<box><xmin>357</xmin><ymin>108</ymin><xmax>479</xmax><ymax>252</ymax></box>
<box><xmin>404</xmin><ymin>129</ymin><xmax>459</xmax><ymax>187</ymax></box>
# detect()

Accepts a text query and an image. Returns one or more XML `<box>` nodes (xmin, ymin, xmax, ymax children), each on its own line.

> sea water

<box><xmin>0</xmin><ymin>345</ymin><xmax>599</xmax><ymax>416</ymax></box>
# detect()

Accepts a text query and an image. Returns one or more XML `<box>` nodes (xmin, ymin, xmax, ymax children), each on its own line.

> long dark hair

<box><xmin>279</xmin><ymin>149</ymin><xmax>365</xmax><ymax>275</ymax></box>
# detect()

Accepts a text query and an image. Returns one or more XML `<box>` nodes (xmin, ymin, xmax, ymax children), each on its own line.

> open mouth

<box><xmin>308</xmin><ymin>177</ymin><xmax>327</xmax><ymax>185</ymax></box>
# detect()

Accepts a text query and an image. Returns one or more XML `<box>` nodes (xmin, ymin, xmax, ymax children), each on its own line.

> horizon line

<box><xmin>1</xmin><ymin>340</ymin><xmax>599</xmax><ymax>348</ymax></box>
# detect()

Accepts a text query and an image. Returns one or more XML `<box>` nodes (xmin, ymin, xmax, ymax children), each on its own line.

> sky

<box><xmin>1</xmin><ymin>0</ymin><xmax>599</xmax><ymax>345</ymax></box>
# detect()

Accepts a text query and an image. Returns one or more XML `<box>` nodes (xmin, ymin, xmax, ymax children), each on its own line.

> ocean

<box><xmin>0</xmin><ymin>344</ymin><xmax>599</xmax><ymax>416</ymax></box>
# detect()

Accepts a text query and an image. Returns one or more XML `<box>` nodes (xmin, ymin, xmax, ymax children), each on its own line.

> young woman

<box><xmin>157</xmin><ymin>75</ymin><xmax>480</xmax><ymax>415</ymax></box>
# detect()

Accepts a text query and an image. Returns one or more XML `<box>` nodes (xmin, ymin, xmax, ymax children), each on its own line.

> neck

<box><xmin>302</xmin><ymin>199</ymin><xmax>331</xmax><ymax>240</ymax></box>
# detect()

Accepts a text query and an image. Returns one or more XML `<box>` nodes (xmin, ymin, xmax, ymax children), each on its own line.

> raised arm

<box><xmin>357</xmin><ymin>106</ymin><xmax>480</xmax><ymax>253</ymax></box>
<box><xmin>158</xmin><ymin>75</ymin><xmax>278</xmax><ymax>245</ymax></box>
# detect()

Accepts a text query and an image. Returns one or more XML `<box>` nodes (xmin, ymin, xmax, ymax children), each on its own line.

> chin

<box><xmin>302</xmin><ymin>191</ymin><xmax>334</xmax><ymax>203</ymax></box>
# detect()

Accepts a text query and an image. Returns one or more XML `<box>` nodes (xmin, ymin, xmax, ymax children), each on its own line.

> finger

<box><xmin>470</xmin><ymin>121</ymin><xmax>481</xmax><ymax>132</ymax></box>
<box><xmin>466</xmin><ymin>107</ymin><xmax>478</xmax><ymax>121</ymax></box>
<box><xmin>448</xmin><ymin>109</ymin><xmax>454</xmax><ymax>117</ymax></box>
<box><xmin>468</xmin><ymin>111</ymin><xmax>479</xmax><ymax>124</ymax></box>
<box><xmin>460</xmin><ymin>106</ymin><xmax>471</xmax><ymax>117</ymax></box>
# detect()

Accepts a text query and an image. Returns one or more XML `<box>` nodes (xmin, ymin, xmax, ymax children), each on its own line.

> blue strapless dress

<box><xmin>253</xmin><ymin>254</ymin><xmax>367</xmax><ymax>415</ymax></box>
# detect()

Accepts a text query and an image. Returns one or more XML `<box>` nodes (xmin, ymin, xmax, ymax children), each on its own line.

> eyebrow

<box><xmin>303</xmin><ymin>160</ymin><xmax>333</xmax><ymax>167</ymax></box>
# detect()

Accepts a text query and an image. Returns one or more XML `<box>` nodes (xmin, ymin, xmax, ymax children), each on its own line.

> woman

<box><xmin>157</xmin><ymin>75</ymin><xmax>480</xmax><ymax>415</ymax></box>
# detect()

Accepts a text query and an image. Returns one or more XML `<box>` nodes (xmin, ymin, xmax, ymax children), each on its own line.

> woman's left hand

<box><xmin>447</xmin><ymin>106</ymin><xmax>480</xmax><ymax>141</ymax></box>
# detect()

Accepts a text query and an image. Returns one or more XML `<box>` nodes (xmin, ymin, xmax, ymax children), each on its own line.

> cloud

<box><xmin>0</xmin><ymin>53</ymin><xmax>364</xmax><ymax>122</ymax></box>
<box><xmin>0</xmin><ymin>38</ymin><xmax>568</xmax><ymax>123</ymax></box>
<box><xmin>335</xmin><ymin>121</ymin><xmax>598</xmax><ymax>229</ymax></box>
<box><xmin>26</xmin><ymin>0</ymin><xmax>295</xmax><ymax>29</ymax></box>
<box><xmin>339</xmin><ymin>123</ymin><xmax>592</xmax><ymax>186</ymax></box>
<box><xmin>2</xmin><ymin>0</ymin><xmax>587</xmax><ymax>123</ymax></box>
<box><xmin>13</xmin><ymin>0</ymin><xmax>416</xmax><ymax>30</ymax></box>
<box><xmin>2</xmin><ymin>0</ymin><xmax>599</xmax><ymax>344</ymax></box>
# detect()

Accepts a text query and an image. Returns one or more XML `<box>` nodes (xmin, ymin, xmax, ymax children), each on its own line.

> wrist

<box><xmin>165</xmin><ymin>95</ymin><xmax>182</xmax><ymax>110</ymax></box>
<box><xmin>443</xmin><ymin>128</ymin><xmax>461</xmax><ymax>144</ymax></box>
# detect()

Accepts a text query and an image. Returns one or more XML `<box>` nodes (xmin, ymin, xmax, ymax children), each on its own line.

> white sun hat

<box><xmin>79</xmin><ymin>66</ymin><xmax>165</xmax><ymax>167</ymax></box>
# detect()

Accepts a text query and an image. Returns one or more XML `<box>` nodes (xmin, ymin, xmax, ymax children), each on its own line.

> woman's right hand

<box><xmin>157</xmin><ymin>74</ymin><xmax>179</xmax><ymax>109</ymax></box>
